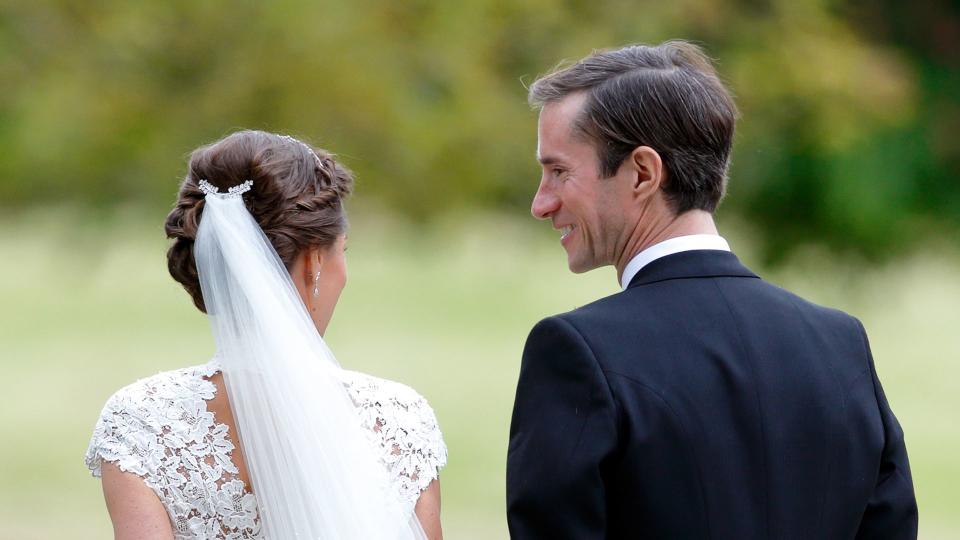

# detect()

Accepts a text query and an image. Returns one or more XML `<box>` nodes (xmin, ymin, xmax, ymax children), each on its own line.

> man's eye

<box><xmin>552</xmin><ymin>168</ymin><xmax>565</xmax><ymax>177</ymax></box>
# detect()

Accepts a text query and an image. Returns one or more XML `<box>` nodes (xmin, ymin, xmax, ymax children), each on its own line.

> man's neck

<box><xmin>614</xmin><ymin>210</ymin><xmax>719</xmax><ymax>283</ymax></box>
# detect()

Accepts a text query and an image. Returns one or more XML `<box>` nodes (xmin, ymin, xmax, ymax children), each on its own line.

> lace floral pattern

<box><xmin>341</xmin><ymin>370</ymin><xmax>448</xmax><ymax>507</ymax></box>
<box><xmin>86</xmin><ymin>361</ymin><xmax>447</xmax><ymax>539</ymax></box>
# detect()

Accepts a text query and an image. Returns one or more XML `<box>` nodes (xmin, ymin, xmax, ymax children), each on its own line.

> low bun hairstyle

<box><xmin>165</xmin><ymin>130</ymin><xmax>354</xmax><ymax>313</ymax></box>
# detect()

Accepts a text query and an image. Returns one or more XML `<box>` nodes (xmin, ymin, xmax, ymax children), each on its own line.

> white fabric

<box><xmin>85</xmin><ymin>360</ymin><xmax>447</xmax><ymax>539</ymax></box>
<box><xmin>620</xmin><ymin>234</ymin><xmax>731</xmax><ymax>290</ymax></box>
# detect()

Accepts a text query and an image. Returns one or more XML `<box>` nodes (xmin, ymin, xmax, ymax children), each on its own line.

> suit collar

<box><xmin>626</xmin><ymin>250</ymin><xmax>759</xmax><ymax>289</ymax></box>
<box><xmin>619</xmin><ymin>235</ymin><xmax>731</xmax><ymax>290</ymax></box>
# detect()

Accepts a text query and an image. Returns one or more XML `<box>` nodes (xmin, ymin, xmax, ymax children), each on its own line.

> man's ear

<box><xmin>626</xmin><ymin>146</ymin><xmax>664</xmax><ymax>200</ymax></box>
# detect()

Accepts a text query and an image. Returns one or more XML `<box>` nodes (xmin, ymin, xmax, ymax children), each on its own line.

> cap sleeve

<box><xmin>343</xmin><ymin>372</ymin><xmax>448</xmax><ymax>506</ymax></box>
<box><xmin>84</xmin><ymin>385</ymin><xmax>158</xmax><ymax>479</ymax></box>
<box><xmin>391</xmin><ymin>388</ymin><xmax>448</xmax><ymax>499</ymax></box>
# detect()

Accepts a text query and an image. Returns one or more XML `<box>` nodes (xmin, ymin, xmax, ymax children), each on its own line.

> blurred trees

<box><xmin>0</xmin><ymin>0</ymin><xmax>956</xmax><ymax>260</ymax></box>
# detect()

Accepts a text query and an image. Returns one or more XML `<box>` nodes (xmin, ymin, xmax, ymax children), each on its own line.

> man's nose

<box><xmin>531</xmin><ymin>180</ymin><xmax>560</xmax><ymax>220</ymax></box>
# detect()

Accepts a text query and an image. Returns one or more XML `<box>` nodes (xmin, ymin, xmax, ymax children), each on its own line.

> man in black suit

<box><xmin>507</xmin><ymin>41</ymin><xmax>917</xmax><ymax>539</ymax></box>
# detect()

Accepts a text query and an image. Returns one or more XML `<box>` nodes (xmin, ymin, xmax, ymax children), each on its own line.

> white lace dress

<box><xmin>85</xmin><ymin>359</ymin><xmax>447</xmax><ymax>539</ymax></box>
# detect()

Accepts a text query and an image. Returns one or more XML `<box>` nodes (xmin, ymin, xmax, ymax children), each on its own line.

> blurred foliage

<box><xmin>0</xmin><ymin>0</ymin><xmax>957</xmax><ymax>261</ymax></box>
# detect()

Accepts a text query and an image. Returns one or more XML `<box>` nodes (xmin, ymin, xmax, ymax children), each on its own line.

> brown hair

<box><xmin>165</xmin><ymin>130</ymin><xmax>353</xmax><ymax>313</ymax></box>
<box><xmin>529</xmin><ymin>40</ymin><xmax>738</xmax><ymax>213</ymax></box>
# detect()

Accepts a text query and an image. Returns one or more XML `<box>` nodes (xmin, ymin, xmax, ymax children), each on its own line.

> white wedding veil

<box><xmin>193</xmin><ymin>179</ymin><xmax>426</xmax><ymax>539</ymax></box>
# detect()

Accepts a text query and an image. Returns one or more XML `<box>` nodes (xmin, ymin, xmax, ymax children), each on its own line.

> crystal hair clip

<box><xmin>198</xmin><ymin>179</ymin><xmax>253</xmax><ymax>199</ymax></box>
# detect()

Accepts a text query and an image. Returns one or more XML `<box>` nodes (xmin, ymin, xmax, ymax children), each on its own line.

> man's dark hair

<box><xmin>529</xmin><ymin>40</ymin><xmax>738</xmax><ymax>213</ymax></box>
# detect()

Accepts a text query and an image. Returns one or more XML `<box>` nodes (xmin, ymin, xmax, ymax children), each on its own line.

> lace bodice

<box><xmin>85</xmin><ymin>360</ymin><xmax>447</xmax><ymax>540</ymax></box>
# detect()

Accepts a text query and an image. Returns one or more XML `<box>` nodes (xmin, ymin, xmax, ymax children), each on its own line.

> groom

<box><xmin>507</xmin><ymin>41</ymin><xmax>918</xmax><ymax>539</ymax></box>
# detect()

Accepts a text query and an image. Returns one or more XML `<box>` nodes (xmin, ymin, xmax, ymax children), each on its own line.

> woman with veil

<box><xmin>85</xmin><ymin>130</ymin><xmax>447</xmax><ymax>539</ymax></box>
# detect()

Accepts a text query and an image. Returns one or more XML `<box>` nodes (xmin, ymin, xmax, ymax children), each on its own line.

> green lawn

<box><xmin>0</xmin><ymin>208</ymin><xmax>955</xmax><ymax>539</ymax></box>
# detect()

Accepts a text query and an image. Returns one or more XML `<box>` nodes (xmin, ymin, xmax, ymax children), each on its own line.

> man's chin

<box><xmin>567</xmin><ymin>256</ymin><xmax>599</xmax><ymax>274</ymax></box>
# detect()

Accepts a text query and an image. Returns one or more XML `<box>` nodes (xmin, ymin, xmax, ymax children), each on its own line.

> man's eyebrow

<box><xmin>537</xmin><ymin>154</ymin><xmax>563</xmax><ymax>166</ymax></box>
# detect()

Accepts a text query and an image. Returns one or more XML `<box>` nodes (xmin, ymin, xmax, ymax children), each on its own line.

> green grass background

<box><xmin>0</xmin><ymin>208</ymin><xmax>956</xmax><ymax>539</ymax></box>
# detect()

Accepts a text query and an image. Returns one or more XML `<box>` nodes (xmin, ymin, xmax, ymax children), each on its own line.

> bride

<box><xmin>85</xmin><ymin>130</ymin><xmax>447</xmax><ymax>539</ymax></box>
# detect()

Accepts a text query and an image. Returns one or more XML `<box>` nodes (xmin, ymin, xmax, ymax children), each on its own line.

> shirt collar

<box><xmin>619</xmin><ymin>234</ymin><xmax>731</xmax><ymax>290</ymax></box>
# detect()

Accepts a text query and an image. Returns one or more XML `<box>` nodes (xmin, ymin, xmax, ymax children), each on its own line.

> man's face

<box><xmin>532</xmin><ymin>93</ymin><xmax>626</xmax><ymax>273</ymax></box>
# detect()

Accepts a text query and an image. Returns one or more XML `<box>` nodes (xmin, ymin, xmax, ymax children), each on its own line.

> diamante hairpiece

<box><xmin>279</xmin><ymin>134</ymin><xmax>325</xmax><ymax>171</ymax></box>
<box><xmin>198</xmin><ymin>179</ymin><xmax>253</xmax><ymax>199</ymax></box>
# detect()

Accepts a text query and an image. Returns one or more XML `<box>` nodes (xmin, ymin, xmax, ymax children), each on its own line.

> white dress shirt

<box><xmin>620</xmin><ymin>234</ymin><xmax>731</xmax><ymax>290</ymax></box>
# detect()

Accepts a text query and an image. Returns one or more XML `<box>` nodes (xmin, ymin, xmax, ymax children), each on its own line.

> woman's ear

<box><xmin>628</xmin><ymin>146</ymin><xmax>665</xmax><ymax>199</ymax></box>
<box><xmin>303</xmin><ymin>246</ymin><xmax>326</xmax><ymax>284</ymax></box>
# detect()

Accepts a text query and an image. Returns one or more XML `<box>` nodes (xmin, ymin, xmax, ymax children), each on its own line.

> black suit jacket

<box><xmin>507</xmin><ymin>250</ymin><xmax>917</xmax><ymax>539</ymax></box>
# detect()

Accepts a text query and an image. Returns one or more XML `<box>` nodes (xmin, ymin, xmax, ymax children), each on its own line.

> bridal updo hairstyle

<box><xmin>165</xmin><ymin>130</ymin><xmax>353</xmax><ymax>313</ymax></box>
